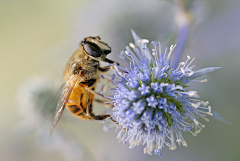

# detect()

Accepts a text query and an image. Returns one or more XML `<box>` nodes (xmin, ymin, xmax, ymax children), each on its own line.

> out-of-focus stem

<box><xmin>172</xmin><ymin>0</ymin><xmax>194</xmax><ymax>68</ymax></box>
<box><xmin>172</xmin><ymin>22</ymin><xmax>190</xmax><ymax>68</ymax></box>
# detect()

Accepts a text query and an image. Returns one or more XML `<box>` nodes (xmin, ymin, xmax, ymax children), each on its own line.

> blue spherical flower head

<box><xmin>105</xmin><ymin>32</ymin><xmax>220</xmax><ymax>156</ymax></box>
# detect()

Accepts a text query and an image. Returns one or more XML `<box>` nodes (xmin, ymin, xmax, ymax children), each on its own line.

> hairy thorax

<box><xmin>80</xmin><ymin>58</ymin><xmax>99</xmax><ymax>82</ymax></box>
<box><xmin>64</xmin><ymin>48</ymin><xmax>100</xmax><ymax>83</ymax></box>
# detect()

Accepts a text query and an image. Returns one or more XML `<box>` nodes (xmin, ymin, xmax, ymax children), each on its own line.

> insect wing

<box><xmin>45</xmin><ymin>83</ymin><xmax>65</xmax><ymax>110</ymax></box>
<box><xmin>49</xmin><ymin>75</ymin><xmax>79</xmax><ymax>136</ymax></box>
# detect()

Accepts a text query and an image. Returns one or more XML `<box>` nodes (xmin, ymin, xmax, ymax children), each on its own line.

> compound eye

<box><xmin>83</xmin><ymin>42</ymin><xmax>102</xmax><ymax>58</ymax></box>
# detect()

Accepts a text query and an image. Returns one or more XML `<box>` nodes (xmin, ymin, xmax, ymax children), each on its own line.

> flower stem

<box><xmin>172</xmin><ymin>0</ymin><xmax>194</xmax><ymax>68</ymax></box>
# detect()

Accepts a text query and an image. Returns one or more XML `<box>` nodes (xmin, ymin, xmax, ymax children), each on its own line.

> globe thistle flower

<box><xmin>104</xmin><ymin>31</ymin><xmax>220</xmax><ymax>156</ymax></box>
<box><xmin>16</xmin><ymin>77</ymin><xmax>83</xmax><ymax>161</ymax></box>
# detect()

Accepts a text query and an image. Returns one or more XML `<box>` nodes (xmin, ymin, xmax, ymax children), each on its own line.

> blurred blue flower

<box><xmin>16</xmin><ymin>77</ymin><xmax>83</xmax><ymax>161</ymax></box>
<box><xmin>105</xmin><ymin>30</ymin><xmax>220</xmax><ymax>156</ymax></box>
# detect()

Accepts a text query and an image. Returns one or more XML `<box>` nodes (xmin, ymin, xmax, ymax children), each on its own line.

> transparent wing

<box><xmin>45</xmin><ymin>83</ymin><xmax>65</xmax><ymax>109</ymax></box>
<box><xmin>49</xmin><ymin>75</ymin><xmax>79</xmax><ymax>136</ymax></box>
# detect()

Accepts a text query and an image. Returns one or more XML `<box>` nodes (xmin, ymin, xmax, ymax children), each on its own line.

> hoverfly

<box><xmin>50</xmin><ymin>36</ymin><xmax>117</xmax><ymax>136</ymax></box>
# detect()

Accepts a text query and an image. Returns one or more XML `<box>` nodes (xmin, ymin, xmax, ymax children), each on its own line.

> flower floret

<box><xmin>104</xmin><ymin>31</ymin><xmax>220</xmax><ymax>156</ymax></box>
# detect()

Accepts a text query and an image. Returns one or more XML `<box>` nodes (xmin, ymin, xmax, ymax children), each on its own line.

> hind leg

<box><xmin>85</xmin><ymin>92</ymin><xmax>111</xmax><ymax>120</ymax></box>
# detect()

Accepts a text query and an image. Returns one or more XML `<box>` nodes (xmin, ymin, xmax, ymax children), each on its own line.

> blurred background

<box><xmin>0</xmin><ymin>0</ymin><xmax>240</xmax><ymax>161</ymax></box>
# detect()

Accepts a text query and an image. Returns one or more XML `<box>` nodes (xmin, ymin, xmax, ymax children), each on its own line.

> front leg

<box><xmin>103</xmin><ymin>58</ymin><xmax>120</xmax><ymax>66</ymax></box>
<box><xmin>99</xmin><ymin>58</ymin><xmax>121</xmax><ymax>73</ymax></box>
<box><xmin>103</xmin><ymin>58</ymin><xmax>115</xmax><ymax>64</ymax></box>
<box><xmin>98</xmin><ymin>65</ymin><xmax>112</xmax><ymax>73</ymax></box>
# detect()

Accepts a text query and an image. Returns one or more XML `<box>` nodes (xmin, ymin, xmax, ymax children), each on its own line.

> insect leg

<box><xmin>94</xmin><ymin>98</ymin><xmax>111</xmax><ymax>104</ymax></box>
<box><xmin>100</xmin><ymin>59</ymin><xmax>127</xmax><ymax>76</ymax></box>
<box><xmin>103</xmin><ymin>58</ymin><xmax>116</xmax><ymax>64</ymax></box>
<box><xmin>84</xmin><ymin>87</ymin><xmax>112</xmax><ymax>102</ymax></box>
<box><xmin>98</xmin><ymin>66</ymin><xmax>112</xmax><ymax>72</ymax></box>
<box><xmin>88</xmin><ymin>110</ymin><xmax>116</xmax><ymax>122</ymax></box>
<box><xmin>94</xmin><ymin>98</ymin><xmax>113</xmax><ymax>108</ymax></box>
<box><xmin>98</xmin><ymin>60</ymin><xmax>119</xmax><ymax>73</ymax></box>
<box><xmin>86</xmin><ymin>92</ymin><xmax>110</xmax><ymax>120</ymax></box>
<box><xmin>87</xmin><ymin>110</ymin><xmax>111</xmax><ymax>120</ymax></box>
